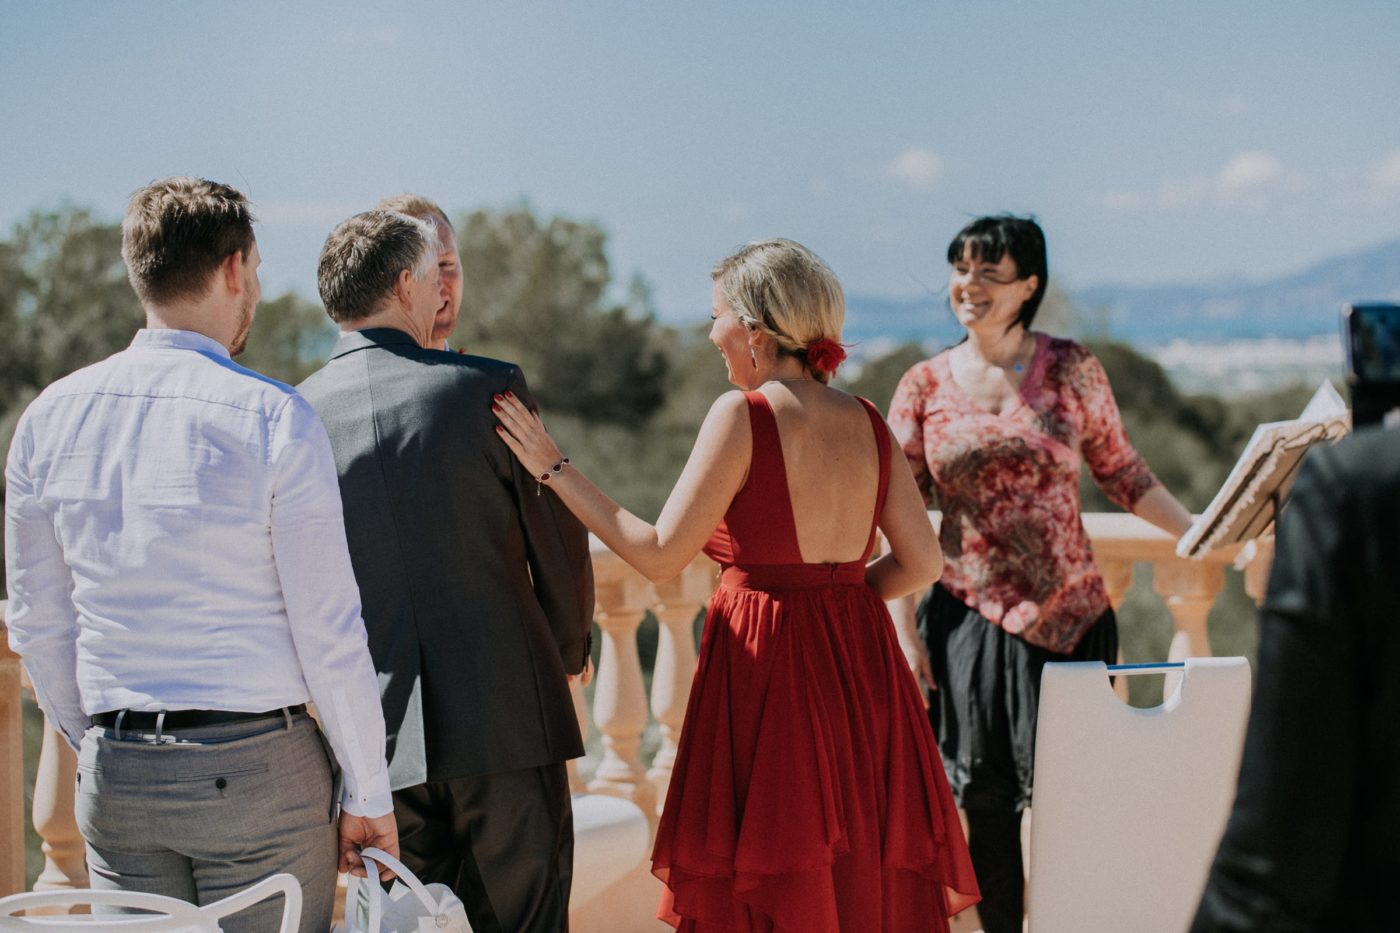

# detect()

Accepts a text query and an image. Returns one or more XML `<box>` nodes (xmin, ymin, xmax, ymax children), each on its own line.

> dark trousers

<box><xmin>922</xmin><ymin>584</ymin><xmax>1119</xmax><ymax>933</ymax></box>
<box><xmin>394</xmin><ymin>762</ymin><xmax>574</xmax><ymax>933</ymax></box>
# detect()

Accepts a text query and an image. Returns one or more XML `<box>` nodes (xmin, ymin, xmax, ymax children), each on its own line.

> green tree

<box><xmin>238</xmin><ymin>291</ymin><xmax>336</xmax><ymax>386</ymax></box>
<box><xmin>836</xmin><ymin>341</ymin><xmax>928</xmax><ymax>412</ymax></box>
<box><xmin>0</xmin><ymin>209</ymin><xmax>143</xmax><ymax>406</ymax></box>
<box><xmin>453</xmin><ymin>205</ymin><xmax>669</xmax><ymax>426</ymax></box>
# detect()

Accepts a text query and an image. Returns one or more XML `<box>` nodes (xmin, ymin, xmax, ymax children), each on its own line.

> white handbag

<box><xmin>340</xmin><ymin>848</ymin><xmax>473</xmax><ymax>933</ymax></box>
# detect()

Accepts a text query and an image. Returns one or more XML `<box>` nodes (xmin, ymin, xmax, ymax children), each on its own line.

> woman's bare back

<box><xmin>759</xmin><ymin>382</ymin><xmax>882</xmax><ymax>564</ymax></box>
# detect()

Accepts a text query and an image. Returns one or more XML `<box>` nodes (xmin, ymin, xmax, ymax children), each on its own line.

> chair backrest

<box><xmin>0</xmin><ymin>873</ymin><xmax>301</xmax><ymax>932</ymax></box>
<box><xmin>1027</xmin><ymin>658</ymin><xmax>1251</xmax><ymax>933</ymax></box>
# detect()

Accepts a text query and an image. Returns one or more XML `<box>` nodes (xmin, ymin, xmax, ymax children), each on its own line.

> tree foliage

<box><xmin>453</xmin><ymin>205</ymin><xmax>669</xmax><ymax>426</ymax></box>
<box><xmin>0</xmin><ymin>210</ymin><xmax>143</xmax><ymax>403</ymax></box>
<box><xmin>238</xmin><ymin>292</ymin><xmax>335</xmax><ymax>387</ymax></box>
<box><xmin>836</xmin><ymin>341</ymin><xmax>928</xmax><ymax>412</ymax></box>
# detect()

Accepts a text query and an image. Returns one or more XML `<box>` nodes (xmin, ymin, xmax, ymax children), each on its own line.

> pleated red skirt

<box><xmin>650</xmin><ymin>564</ymin><xmax>980</xmax><ymax>932</ymax></box>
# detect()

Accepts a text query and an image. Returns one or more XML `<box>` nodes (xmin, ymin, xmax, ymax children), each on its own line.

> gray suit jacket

<box><xmin>299</xmin><ymin>328</ymin><xmax>593</xmax><ymax>789</ymax></box>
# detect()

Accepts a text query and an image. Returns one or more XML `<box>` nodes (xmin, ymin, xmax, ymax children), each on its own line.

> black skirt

<box><xmin>918</xmin><ymin>583</ymin><xmax>1118</xmax><ymax>813</ymax></box>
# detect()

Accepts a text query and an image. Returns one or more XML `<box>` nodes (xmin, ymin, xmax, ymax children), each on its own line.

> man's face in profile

<box><xmin>429</xmin><ymin>217</ymin><xmax>463</xmax><ymax>344</ymax></box>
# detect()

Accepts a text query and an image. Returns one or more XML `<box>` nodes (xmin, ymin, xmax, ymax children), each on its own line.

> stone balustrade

<box><xmin>0</xmin><ymin>513</ymin><xmax>1268</xmax><ymax>922</ymax></box>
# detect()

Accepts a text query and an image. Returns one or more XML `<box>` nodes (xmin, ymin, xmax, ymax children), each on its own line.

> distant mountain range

<box><xmin>843</xmin><ymin>237</ymin><xmax>1400</xmax><ymax>348</ymax></box>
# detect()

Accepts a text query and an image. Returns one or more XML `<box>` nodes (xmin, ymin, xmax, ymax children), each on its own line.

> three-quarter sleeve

<box><xmin>1070</xmin><ymin>347</ymin><xmax>1158</xmax><ymax>511</ymax></box>
<box><xmin>888</xmin><ymin>363</ymin><xmax>936</xmax><ymax>508</ymax></box>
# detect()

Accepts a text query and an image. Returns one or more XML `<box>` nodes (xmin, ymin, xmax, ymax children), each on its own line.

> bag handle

<box><xmin>354</xmin><ymin>847</ymin><xmax>446</xmax><ymax>927</ymax></box>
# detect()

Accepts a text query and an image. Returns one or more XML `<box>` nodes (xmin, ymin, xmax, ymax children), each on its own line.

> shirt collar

<box><xmin>130</xmin><ymin>328</ymin><xmax>232</xmax><ymax>359</ymax></box>
<box><xmin>328</xmin><ymin>327</ymin><xmax>424</xmax><ymax>360</ymax></box>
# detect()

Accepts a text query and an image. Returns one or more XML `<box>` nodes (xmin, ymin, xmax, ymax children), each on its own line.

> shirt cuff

<box><xmin>340</xmin><ymin>767</ymin><xmax>394</xmax><ymax>818</ymax></box>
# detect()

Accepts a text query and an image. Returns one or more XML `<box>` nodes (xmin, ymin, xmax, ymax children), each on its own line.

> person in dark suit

<box><xmin>299</xmin><ymin>209</ymin><xmax>594</xmax><ymax>933</ymax></box>
<box><xmin>1190</xmin><ymin>425</ymin><xmax>1400</xmax><ymax>932</ymax></box>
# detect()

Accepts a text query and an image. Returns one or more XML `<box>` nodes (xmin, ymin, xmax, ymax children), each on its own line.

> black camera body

<box><xmin>1342</xmin><ymin>303</ymin><xmax>1400</xmax><ymax>428</ymax></box>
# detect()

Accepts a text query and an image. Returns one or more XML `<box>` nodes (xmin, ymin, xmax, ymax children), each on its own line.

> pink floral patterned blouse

<box><xmin>888</xmin><ymin>334</ymin><xmax>1159</xmax><ymax>654</ymax></box>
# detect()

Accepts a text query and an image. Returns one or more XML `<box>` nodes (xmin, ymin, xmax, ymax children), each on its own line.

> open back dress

<box><xmin>651</xmin><ymin>390</ymin><xmax>980</xmax><ymax>932</ymax></box>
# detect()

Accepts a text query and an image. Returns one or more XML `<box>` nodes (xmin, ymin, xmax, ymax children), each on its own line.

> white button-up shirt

<box><xmin>4</xmin><ymin>328</ymin><xmax>392</xmax><ymax>816</ymax></box>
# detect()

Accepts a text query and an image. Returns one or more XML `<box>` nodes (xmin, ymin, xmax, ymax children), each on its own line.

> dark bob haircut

<box><xmin>946</xmin><ymin>215</ymin><xmax>1048</xmax><ymax>331</ymax></box>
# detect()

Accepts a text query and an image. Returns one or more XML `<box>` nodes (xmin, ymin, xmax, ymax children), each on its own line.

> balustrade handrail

<box><xmin>2</xmin><ymin>511</ymin><xmax>1270</xmax><ymax>915</ymax></box>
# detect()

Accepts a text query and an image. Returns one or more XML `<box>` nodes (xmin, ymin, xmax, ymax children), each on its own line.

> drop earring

<box><xmin>750</xmin><ymin>347</ymin><xmax>758</xmax><ymax>369</ymax></box>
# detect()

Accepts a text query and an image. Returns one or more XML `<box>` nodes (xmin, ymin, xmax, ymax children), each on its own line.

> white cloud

<box><xmin>880</xmin><ymin>148</ymin><xmax>945</xmax><ymax>191</ymax></box>
<box><xmin>1216</xmin><ymin>151</ymin><xmax>1285</xmax><ymax>194</ymax></box>
<box><xmin>1370</xmin><ymin>149</ymin><xmax>1400</xmax><ymax>194</ymax></box>
<box><xmin>1101</xmin><ymin>150</ymin><xmax>1303</xmax><ymax>212</ymax></box>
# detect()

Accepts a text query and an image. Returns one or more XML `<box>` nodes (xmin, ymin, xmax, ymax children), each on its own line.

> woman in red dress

<box><xmin>494</xmin><ymin>238</ymin><xmax>979</xmax><ymax>931</ymax></box>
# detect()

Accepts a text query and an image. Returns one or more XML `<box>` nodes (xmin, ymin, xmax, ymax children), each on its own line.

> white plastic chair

<box><xmin>1027</xmin><ymin>658</ymin><xmax>1251</xmax><ymax>933</ymax></box>
<box><xmin>0</xmin><ymin>873</ymin><xmax>301</xmax><ymax>931</ymax></box>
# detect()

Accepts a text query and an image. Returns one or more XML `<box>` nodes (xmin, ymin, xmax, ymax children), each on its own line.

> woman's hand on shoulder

<box><xmin>493</xmin><ymin>390</ymin><xmax>562</xmax><ymax>478</ymax></box>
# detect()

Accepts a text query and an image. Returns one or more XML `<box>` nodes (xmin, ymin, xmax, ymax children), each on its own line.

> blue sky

<box><xmin>2</xmin><ymin>1</ymin><xmax>1397</xmax><ymax>323</ymax></box>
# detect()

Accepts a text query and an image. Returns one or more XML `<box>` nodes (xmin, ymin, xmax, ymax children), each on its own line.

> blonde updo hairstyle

<box><xmin>711</xmin><ymin>238</ymin><xmax>846</xmax><ymax>383</ymax></box>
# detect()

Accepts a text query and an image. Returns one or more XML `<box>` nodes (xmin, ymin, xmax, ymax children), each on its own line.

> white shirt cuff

<box><xmin>340</xmin><ymin>767</ymin><xmax>394</xmax><ymax>818</ymax></box>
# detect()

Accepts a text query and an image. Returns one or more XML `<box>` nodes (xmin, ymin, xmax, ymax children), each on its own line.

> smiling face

<box><xmin>948</xmin><ymin>244</ymin><xmax>1038</xmax><ymax>335</ymax></box>
<box><xmin>709</xmin><ymin>280</ymin><xmax>754</xmax><ymax>388</ymax></box>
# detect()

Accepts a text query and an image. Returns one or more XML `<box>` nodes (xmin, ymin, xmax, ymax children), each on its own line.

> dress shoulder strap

<box><xmin>741</xmin><ymin>390</ymin><xmax>787</xmax><ymax>493</ymax></box>
<box><xmin>742</xmin><ymin>390</ymin><xmax>779</xmax><ymax>445</ymax></box>
<box><xmin>855</xmin><ymin>396</ymin><xmax>892</xmax><ymax>560</ymax></box>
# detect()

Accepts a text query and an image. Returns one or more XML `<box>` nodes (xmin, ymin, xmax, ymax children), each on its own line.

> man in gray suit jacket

<box><xmin>299</xmin><ymin>210</ymin><xmax>594</xmax><ymax>932</ymax></box>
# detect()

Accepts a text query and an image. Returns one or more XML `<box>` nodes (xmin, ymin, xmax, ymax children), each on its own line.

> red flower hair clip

<box><xmin>806</xmin><ymin>337</ymin><xmax>847</xmax><ymax>375</ymax></box>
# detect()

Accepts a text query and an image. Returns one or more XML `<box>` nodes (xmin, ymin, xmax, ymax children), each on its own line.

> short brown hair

<box><xmin>317</xmin><ymin>211</ymin><xmax>437</xmax><ymax>323</ymax></box>
<box><xmin>373</xmin><ymin>193</ymin><xmax>453</xmax><ymax>231</ymax></box>
<box><xmin>121</xmin><ymin>177</ymin><xmax>256</xmax><ymax>306</ymax></box>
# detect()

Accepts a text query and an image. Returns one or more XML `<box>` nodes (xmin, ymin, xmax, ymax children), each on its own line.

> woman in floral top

<box><xmin>887</xmin><ymin>215</ymin><xmax>1193</xmax><ymax>933</ymax></box>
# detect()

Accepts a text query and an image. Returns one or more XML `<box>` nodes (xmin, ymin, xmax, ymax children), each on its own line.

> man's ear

<box><xmin>394</xmin><ymin>267</ymin><xmax>416</xmax><ymax>306</ymax></box>
<box><xmin>218</xmin><ymin>250</ymin><xmax>245</xmax><ymax>296</ymax></box>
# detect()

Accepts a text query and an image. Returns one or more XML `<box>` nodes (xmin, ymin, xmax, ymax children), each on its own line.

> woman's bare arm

<box><xmin>865</xmin><ymin>428</ymin><xmax>942</xmax><ymax>600</ymax></box>
<box><xmin>494</xmin><ymin>390</ymin><xmax>751</xmax><ymax>583</ymax></box>
<box><xmin>1133</xmin><ymin>483</ymin><xmax>1194</xmax><ymax>538</ymax></box>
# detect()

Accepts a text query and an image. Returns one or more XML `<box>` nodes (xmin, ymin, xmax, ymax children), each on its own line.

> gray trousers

<box><xmin>74</xmin><ymin>711</ymin><xmax>338</xmax><ymax>932</ymax></box>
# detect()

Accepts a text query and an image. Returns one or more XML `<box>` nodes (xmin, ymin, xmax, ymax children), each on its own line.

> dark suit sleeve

<box><xmin>504</xmin><ymin>366</ymin><xmax>595</xmax><ymax>674</ymax></box>
<box><xmin>1190</xmin><ymin>447</ymin><xmax>1358</xmax><ymax>932</ymax></box>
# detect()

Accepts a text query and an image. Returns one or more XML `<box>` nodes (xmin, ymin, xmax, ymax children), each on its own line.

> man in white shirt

<box><xmin>3</xmin><ymin>176</ymin><xmax>397</xmax><ymax>931</ymax></box>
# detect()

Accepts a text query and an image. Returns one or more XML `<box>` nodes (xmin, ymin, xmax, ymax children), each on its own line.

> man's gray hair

<box><xmin>317</xmin><ymin>211</ymin><xmax>437</xmax><ymax>323</ymax></box>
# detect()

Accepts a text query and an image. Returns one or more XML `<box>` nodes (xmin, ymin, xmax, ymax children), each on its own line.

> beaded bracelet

<box><xmin>536</xmin><ymin>457</ymin><xmax>570</xmax><ymax>496</ymax></box>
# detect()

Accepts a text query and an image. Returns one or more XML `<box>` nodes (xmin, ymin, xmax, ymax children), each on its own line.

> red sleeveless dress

<box><xmin>652</xmin><ymin>392</ymin><xmax>980</xmax><ymax>932</ymax></box>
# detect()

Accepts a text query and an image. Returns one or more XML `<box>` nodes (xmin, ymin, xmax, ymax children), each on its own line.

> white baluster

<box><xmin>646</xmin><ymin>558</ymin><xmax>712</xmax><ymax>817</ymax></box>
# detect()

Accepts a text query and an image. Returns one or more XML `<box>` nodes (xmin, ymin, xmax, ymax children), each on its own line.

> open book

<box><xmin>1176</xmin><ymin>382</ymin><xmax>1350</xmax><ymax>559</ymax></box>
